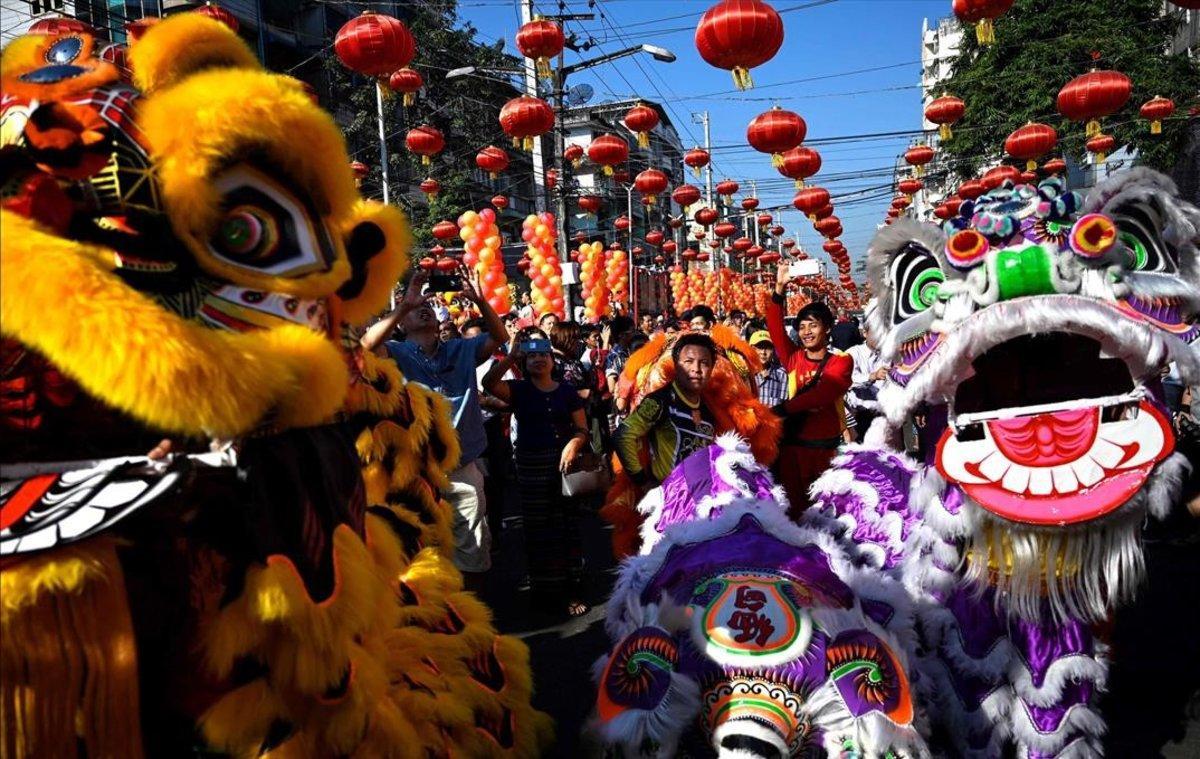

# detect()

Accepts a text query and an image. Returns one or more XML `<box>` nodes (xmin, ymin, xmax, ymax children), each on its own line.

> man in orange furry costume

<box><xmin>600</xmin><ymin>324</ymin><xmax>781</xmax><ymax>558</ymax></box>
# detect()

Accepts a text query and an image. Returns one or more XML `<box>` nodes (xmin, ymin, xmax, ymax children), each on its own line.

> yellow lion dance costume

<box><xmin>0</xmin><ymin>14</ymin><xmax>551</xmax><ymax>757</ymax></box>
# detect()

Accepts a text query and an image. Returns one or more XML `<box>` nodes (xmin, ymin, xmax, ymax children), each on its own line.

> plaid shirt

<box><xmin>756</xmin><ymin>363</ymin><xmax>789</xmax><ymax>408</ymax></box>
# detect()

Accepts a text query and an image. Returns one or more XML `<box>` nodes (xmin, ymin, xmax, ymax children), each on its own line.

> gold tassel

<box><xmin>1026</xmin><ymin>159</ymin><xmax>1037</xmax><ymax>171</ymax></box>
<box><xmin>732</xmin><ymin>67</ymin><xmax>753</xmax><ymax>91</ymax></box>
<box><xmin>421</xmin><ymin>155</ymin><xmax>430</xmax><ymax>166</ymax></box>
<box><xmin>1151</xmin><ymin>120</ymin><xmax>1162</xmax><ymax>135</ymax></box>
<box><xmin>692</xmin><ymin>165</ymin><xmax>701</xmax><ymax>178</ymax></box>
<box><xmin>536</xmin><ymin>57</ymin><xmax>551</xmax><ymax>79</ymax></box>
<box><xmin>1094</xmin><ymin>150</ymin><xmax>1107</xmax><ymax>164</ymax></box>
<box><xmin>1086</xmin><ymin>119</ymin><xmax>1101</xmax><ymax>137</ymax></box>
<box><xmin>795</xmin><ymin>179</ymin><xmax>804</xmax><ymax>189</ymax></box>
<box><xmin>523</xmin><ymin>136</ymin><xmax>533</xmax><ymax>151</ymax></box>
<box><xmin>939</xmin><ymin>124</ymin><xmax>952</xmax><ymax>141</ymax></box>
<box><xmin>975</xmin><ymin>19</ymin><xmax>995</xmax><ymax>45</ymax></box>
<box><xmin>771</xmin><ymin>153</ymin><xmax>784</xmax><ymax>169</ymax></box>
<box><xmin>637</xmin><ymin>131</ymin><xmax>650</xmax><ymax>149</ymax></box>
<box><xmin>403</xmin><ymin>93</ymin><xmax>414</xmax><ymax>107</ymax></box>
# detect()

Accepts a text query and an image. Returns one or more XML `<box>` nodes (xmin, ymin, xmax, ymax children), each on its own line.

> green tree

<box><xmin>939</xmin><ymin>0</ymin><xmax>1199</xmax><ymax>178</ymax></box>
<box><xmin>318</xmin><ymin>1</ymin><xmax>520</xmax><ymax>253</ymax></box>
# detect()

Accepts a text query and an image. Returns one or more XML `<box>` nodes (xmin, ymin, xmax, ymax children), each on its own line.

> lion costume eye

<box><xmin>46</xmin><ymin>37</ymin><xmax>83</xmax><ymax>65</ymax></box>
<box><xmin>890</xmin><ymin>243</ymin><xmax>944</xmax><ymax>323</ymax></box>
<box><xmin>206</xmin><ymin>164</ymin><xmax>335</xmax><ymax>278</ymax></box>
<box><xmin>1112</xmin><ymin>203</ymin><xmax>1176</xmax><ymax>274</ymax></box>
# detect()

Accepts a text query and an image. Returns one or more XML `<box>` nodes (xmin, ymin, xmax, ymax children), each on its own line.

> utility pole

<box><xmin>691</xmin><ymin>111</ymin><xmax>713</xmax><ymax>208</ymax></box>
<box><xmin>519</xmin><ymin>1</ymin><xmax>547</xmax><ymax>214</ymax></box>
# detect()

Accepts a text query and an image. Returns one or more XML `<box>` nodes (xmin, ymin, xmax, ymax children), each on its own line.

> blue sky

<box><xmin>462</xmin><ymin>0</ymin><xmax>950</xmax><ymax>267</ymax></box>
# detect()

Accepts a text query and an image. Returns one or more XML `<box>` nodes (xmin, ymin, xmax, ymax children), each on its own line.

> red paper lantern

<box><xmin>742</xmin><ymin>197</ymin><xmax>760</xmax><ymax>211</ymax></box>
<box><xmin>769</xmin><ymin>225</ymin><xmax>785</xmax><ymax>237</ymax></box>
<box><xmin>814</xmin><ymin>204</ymin><xmax>834</xmax><ymax>220</ymax></box>
<box><xmin>672</xmin><ymin>184</ymin><xmax>702</xmax><ymax>209</ymax></box>
<box><xmin>958</xmin><ymin>179</ymin><xmax>985</xmax><ymax>200</ymax></box>
<box><xmin>419</xmin><ymin>178</ymin><xmax>440</xmax><ymax>197</ymax></box>
<box><xmin>475</xmin><ymin>145</ymin><xmax>509</xmax><ymax>178</ymax></box>
<box><xmin>646</xmin><ymin>230</ymin><xmax>665</xmax><ymax>246</ymax></box>
<box><xmin>405</xmin><ymin>125</ymin><xmax>444</xmax><ymax>165</ymax></box>
<box><xmin>898</xmin><ymin>178</ymin><xmax>924</xmax><ymax>195</ymax></box>
<box><xmin>695</xmin><ymin>0</ymin><xmax>785</xmax><ymax>90</ymax></box>
<box><xmin>733</xmin><ymin>237</ymin><xmax>754</xmax><ymax>252</ymax></box>
<box><xmin>1057</xmin><ymin>69</ymin><xmax>1132</xmax><ymax>137</ymax></box>
<box><xmin>571</xmin><ymin>231</ymin><xmax>587</xmax><ymax>243</ymax></box>
<box><xmin>350</xmin><ymin>161</ymin><xmax>369</xmax><ymax>179</ymax></box>
<box><xmin>663</xmin><ymin>241</ymin><xmax>679</xmax><ymax>255</ymax></box>
<box><xmin>432</xmin><ymin>220</ymin><xmax>459</xmax><ymax>240</ymax></box>
<box><xmin>716</xmin><ymin>179</ymin><xmax>740</xmax><ymax>201</ymax></box>
<box><xmin>515</xmin><ymin>18</ymin><xmax>564</xmax><ymax>79</ymax></box>
<box><xmin>194</xmin><ymin>3</ymin><xmax>240</xmax><ymax>32</ymax></box>
<box><xmin>335</xmin><ymin>13</ymin><xmax>415</xmax><ymax>78</ymax></box>
<box><xmin>777</xmin><ymin>146</ymin><xmax>821</xmax><ymax>188</ymax></box>
<box><xmin>925</xmin><ymin>95</ymin><xmax>965</xmax><ymax>140</ymax></box>
<box><xmin>579</xmin><ymin>195</ymin><xmax>603</xmax><ymax>215</ymax></box>
<box><xmin>624</xmin><ymin>103</ymin><xmax>660</xmax><ymax>148</ymax></box>
<box><xmin>1004</xmin><ymin>122</ymin><xmax>1058</xmax><ymax>170</ymax></box>
<box><xmin>1086</xmin><ymin>133</ymin><xmax>1116</xmax><ymax>164</ymax></box>
<box><xmin>904</xmin><ymin>143</ymin><xmax>935</xmax><ymax>177</ymax></box>
<box><xmin>615</xmin><ymin>215</ymin><xmax>630</xmax><ymax>231</ymax></box>
<box><xmin>545</xmin><ymin>168</ymin><xmax>558</xmax><ymax>189</ymax></box>
<box><xmin>746</xmin><ymin>245</ymin><xmax>764</xmax><ymax>259</ymax></box>
<box><xmin>981</xmin><ymin>164</ymin><xmax>1020</xmax><ymax>190</ymax></box>
<box><xmin>564</xmin><ymin>143</ymin><xmax>585</xmax><ymax>168</ymax></box>
<box><xmin>822</xmin><ymin>240</ymin><xmax>843</xmax><ymax>255</ymax></box>
<box><xmin>635</xmin><ymin>169</ymin><xmax>670</xmax><ymax>205</ymax></box>
<box><xmin>419</xmin><ymin>257</ymin><xmax>436</xmax><ymax>270</ymax></box>
<box><xmin>499</xmin><ymin>95</ymin><xmax>554</xmax><ymax>150</ymax></box>
<box><xmin>388</xmin><ymin>67</ymin><xmax>423</xmax><ymax>107</ymax></box>
<box><xmin>668</xmin><ymin>216</ymin><xmax>685</xmax><ymax>229</ymax></box>
<box><xmin>815</xmin><ymin>216</ymin><xmax>842</xmax><ymax>239</ymax></box>
<box><xmin>698</xmin><ymin>252</ymin><xmax>712</xmax><ymax>262</ymax></box>
<box><xmin>952</xmin><ymin>0</ymin><xmax>1013</xmax><ymax>45</ymax></box>
<box><xmin>747</xmin><ymin>106</ymin><xmax>806</xmax><ymax>167</ymax></box>
<box><xmin>933</xmin><ymin>205</ymin><xmax>952</xmax><ymax>220</ymax></box>
<box><xmin>685</xmin><ymin>147</ymin><xmax>711</xmax><ymax>178</ymax></box>
<box><xmin>695</xmin><ymin>208</ymin><xmax>719</xmax><ymax>227</ymax></box>
<box><xmin>793</xmin><ymin>186</ymin><xmax>831</xmax><ymax>218</ymax></box>
<box><xmin>28</xmin><ymin>15</ymin><xmax>96</xmax><ymax>35</ymax></box>
<box><xmin>944</xmin><ymin>197</ymin><xmax>962</xmax><ymax>215</ymax></box>
<box><xmin>891</xmin><ymin>196</ymin><xmax>911</xmax><ymax>210</ymax></box>
<box><xmin>613</xmin><ymin>168</ymin><xmax>631</xmax><ymax>184</ymax></box>
<box><xmin>587</xmin><ymin>134</ymin><xmax>629</xmax><ymax>176</ymax></box>
<box><xmin>782</xmin><ymin>239</ymin><xmax>796</xmax><ymax>250</ymax></box>
<box><xmin>430</xmin><ymin>245</ymin><xmax>446</xmax><ymax>258</ymax></box>
<box><xmin>714</xmin><ymin>221</ymin><xmax>737</xmax><ymax>239</ymax></box>
<box><xmin>1139</xmin><ymin>96</ymin><xmax>1175</xmax><ymax>135</ymax></box>
<box><xmin>1042</xmin><ymin>158</ymin><xmax>1066</xmax><ymax>175</ymax></box>
<box><xmin>683</xmin><ymin>249</ymin><xmax>699</xmax><ymax>261</ymax></box>
<box><xmin>491</xmin><ymin>195</ymin><xmax>509</xmax><ymax>210</ymax></box>
<box><xmin>654</xmin><ymin>255</ymin><xmax>667</xmax><ymax>265</ymax></box>
<box><xmin>756</xmin><ymin>213</ymin><xmax>773</xmax><ymax>227</ymax></box>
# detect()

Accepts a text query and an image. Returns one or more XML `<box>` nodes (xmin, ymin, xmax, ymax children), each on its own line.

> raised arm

<box><xmin>361</xmin><ymin>269</ymin><xmax>428</xmax><ymax>353</ymax></box>
<box><xmin>482</xmin><ymin>338</ymin><xmax>520</xmax><ymax>404</ymax></box>
<box><xmin>768</xmin><ymin>263</ymin><xmax>799</xmax><ymax>364</ymax></box>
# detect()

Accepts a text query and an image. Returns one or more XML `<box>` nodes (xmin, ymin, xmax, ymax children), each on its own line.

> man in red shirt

<box><xmin>766</xmin><ymin>263</ymin><xmax>853</xmax><ymax>515</ymax></box>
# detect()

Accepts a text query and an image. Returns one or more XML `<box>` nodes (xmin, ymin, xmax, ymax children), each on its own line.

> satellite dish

<box><xmin>567</xmin><ymin>84</ymin><xmax>594</xmax><ymax>106</ymax></box>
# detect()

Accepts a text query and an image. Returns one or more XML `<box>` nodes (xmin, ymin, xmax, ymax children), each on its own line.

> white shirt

<box><xmin>845</xmin><ymin>343</ymin><xmax>883</xmax><ymax>411</ymax></box>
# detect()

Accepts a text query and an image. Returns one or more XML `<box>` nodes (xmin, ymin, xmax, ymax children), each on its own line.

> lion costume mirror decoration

<box><xmin>0</xmin><ymin>15</ymin><xmax>551</xmax><ymax>756</ymax></box>
<box><xmin>592</xmin><ymin>170</ymin><xmax>1198</xmax><ymax>757</ymax></box>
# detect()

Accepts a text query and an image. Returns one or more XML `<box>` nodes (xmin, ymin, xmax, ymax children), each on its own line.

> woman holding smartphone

<box><xmin>483</xmin><ymin>331</ymin><xmax>590</xmax><ymax>617</ymax></box>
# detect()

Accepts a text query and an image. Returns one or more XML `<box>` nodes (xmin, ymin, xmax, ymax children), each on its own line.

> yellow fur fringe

<box><xmin>129</xmin><ymin>14</ymin><xmax>260</xmax><ymax>95</ymax></box>
<box><xmin>0</xmin><ymin>211</ymin><xmax>348</xmax><ymax>436</ymax></box>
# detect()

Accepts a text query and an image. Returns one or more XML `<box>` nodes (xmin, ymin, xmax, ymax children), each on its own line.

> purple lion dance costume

<box><xmin>592</xmin><ymin>168</ymin><xmax>1199</xmax><ymax>758</ymax></box>
<box><xmin>592</xmin><ymin>434</ymin><xmax>928</xmax><ymax>757</ymax></box>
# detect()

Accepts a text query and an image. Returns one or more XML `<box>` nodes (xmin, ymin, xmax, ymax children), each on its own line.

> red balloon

<box><xmin>335</xmin><ymin>12</ymin><xmax>414</xmax><ymax>77</ymax></box>
<box><xmin>695</xmin><ymin>0</ymin><xmax>785</xmax><ymax>89</ymax></box>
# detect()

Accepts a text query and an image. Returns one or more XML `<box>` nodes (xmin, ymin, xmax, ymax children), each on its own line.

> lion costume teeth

<box><xmin>1</xmin><ymin>15</ymin><xmax>550</xmax><ymax>757</ymax></box>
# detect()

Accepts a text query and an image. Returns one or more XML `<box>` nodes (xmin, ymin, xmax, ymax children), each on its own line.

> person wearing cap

<box><xmin>751</xmin><ymin>330</ymin><xmax>788</xmax><ymax>409</ymax></box>
<box><xmin>767</xmin><ymin>263</ymin><xmax>854</xmax><ymax>515</ymax></box>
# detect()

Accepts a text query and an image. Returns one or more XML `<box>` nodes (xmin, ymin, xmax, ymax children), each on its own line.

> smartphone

<box><xmin>520</xmin><ymin>339</ymin><xmax>552</xmax><ymax>354</ymax></box>
<box><xmin>428</xmin><ymin>273</ymin><xmax>462</xmax><ymax>292</ymax></box>
<box><xmin>788</xmin><ymin>259</ymin><xmax>820</xmax><ymax>278</ymax></box>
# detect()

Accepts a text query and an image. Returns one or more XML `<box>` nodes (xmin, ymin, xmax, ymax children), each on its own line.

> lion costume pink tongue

<box><xmin>936</xmin><ymin>401</ymin><xmax>1174</xmax><ymax>526</ymax></box>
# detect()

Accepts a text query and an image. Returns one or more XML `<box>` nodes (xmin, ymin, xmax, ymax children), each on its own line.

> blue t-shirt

<box><xmin>386</xmin><ymin>335</ymin><xmax>489</xmax><ymax>464</ymax></box>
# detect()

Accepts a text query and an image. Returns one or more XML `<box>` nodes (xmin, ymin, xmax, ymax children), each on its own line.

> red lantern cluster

<box><xmin>515</xmin><ymin>18</ymin><xmax>564</xmax><ymax>79</ymax></box>
<box><xmin>746</xmin><ymin>106</ymin><xmax>806</xmax><ymax>167</ymax></box>
<box><xmin>1057</xmin><ymin>68</ymin><xmax>1132</xmax><ymax>137</ymax></box>
<box><xmin>588</xmin><ymin>134</ymin><xmax>630</xmax><ymax>176</ymax></box>
<box><xmin>625</xmin><ymin>103</ymin><xmax>660</xmax><ymax>148</ymax></box>
<box><xmin>388</xmin><ymin>67</ymin><xmax>422</xmax><ymax>107</ymax></box>
<box><xmin>499</xmin><ymin>95</ymin><xmax>555</xmax><ymax>150</ymax></box>
<box><xmin>925</xmin><ymin>94</ymin><xmax>965</xmax><ymax>141</ymax></box>
<box><xmin>406</xmin><ymin>125</ymin><xmax>445</xmax><ymax>165</ymax></box>
<box><xmin>685</xmin><ymin>147</ymin><xmax>711</xmax><ymax>178</ymax></box>
<box><xmin>335</xmin><ymin>13</ymin><xmax>415</xmax><ymax>77</ymax></box>
<box><xmin>635</xmin><ymin>169</ymin><xmax>670</xmax><ymax>205</ymax></box>
<box><xmin>1004</xmin><ymin>122</ymin><xmax>1058</xmax><ymax>170</ymax></box>
<box><xmin>695</xmin><ymin>0</ymin><xmax>785</xmax><ymax>90</ymax></box>
<box><xmin>476</xmin><ymin>145</ymin><xmax>509</xmax><ymax>178</ymax></box>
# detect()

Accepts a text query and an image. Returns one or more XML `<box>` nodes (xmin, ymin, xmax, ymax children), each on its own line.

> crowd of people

<box><xmin>360</xmin><ymin>261</ymin><xmax>903</xmax><ymax>617</ymax></box>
